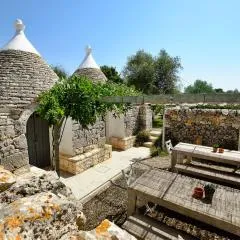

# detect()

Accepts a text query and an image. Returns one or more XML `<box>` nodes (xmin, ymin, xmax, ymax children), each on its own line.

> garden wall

<box><xmin>109</xmin><ymin>104</ymin><xmax>152</xmax><ymax>150</ymax></box>
<box><xmin>72</xmin><ymin>119</ymin><xmax>106</xmax><ymax>155</ymax></box>
<box><xmin>165</xmin><ymin>107</ymin><xmax>240</xmax><ymax>150</ymax></box>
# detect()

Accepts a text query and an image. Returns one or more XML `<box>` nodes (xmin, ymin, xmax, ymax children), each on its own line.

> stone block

<box><xmin>13</xmin><ymin>134</ymin><xmax>27</xmax><ymax>149</ymax></box>
<box><xmin>59</xmin><ymin>144</ymin><xmax>112</xmax><ymax>174</ymax></box>
<box><xmin>0</xmin><ymin>165</ymin><xmax>16</xmax><ymax>192</ymax></box>
<box><xmin>2</xmin><ymin>152</ymin><xmax>28</xmax><ymax>172</ymax></box>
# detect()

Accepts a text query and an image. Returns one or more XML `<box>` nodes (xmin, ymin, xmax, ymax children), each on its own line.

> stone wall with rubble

<box><xmin>124</xmin><ymin>104</ymin><xmax>152</xmax><ymax>137</ymax></box>
<box><xmin>165</xmin><ymin>107</ymin><xmax>240</xmax><ymax>150</ymax></box>
<box><xmin>72</xmin><ymin>119</ymin><xmax>106</xmax><ymax>155</ymax></box>
<box><xmin>124</xmin><ymin>106</ymin><xmax>140</xmax><ymax>137</ymax></box>
<box><xmin>110</xmin><ymin>105</ymin><xmax>152</xmax><ymax>150</ymax></box>
<box><xmin>0</xmin><ymin>109</ymin><xmax>29</xmax><ymax>175</ymax></box>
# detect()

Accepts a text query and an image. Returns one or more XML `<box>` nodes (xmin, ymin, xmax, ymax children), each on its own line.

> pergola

<box><xmin>102</xmin><ymin>93</ymin><xmax>240</xmax><ymax>150</ymax></box>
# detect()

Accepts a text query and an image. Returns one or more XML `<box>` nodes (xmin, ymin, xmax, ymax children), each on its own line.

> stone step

<box><xmin>149</xmin><ymin>136</ymin><xmax>158</xmax><ymax>142</ymax></box>
<box><xmin>150</xmin><ymin>130</ymin><xmax>162</xmax><ymax>137</ymax></box>
<box><xmin>143</xmin><ymin>142</ymin><xmax>154</xmax><ymax>148</ymax></box>
<box><xmin>175</xmin><ymin>164</ymin><xmax>240</xmax><ymax>186</ymax></box>
<box><xmin>122</xmin><ymin>214</ymin><xmax>191</xmax><ymax>240</ymax></box>
<box><xmin>190</xmin><ymin>159</ymin><xmax>236</xmax><ymax>173</ymax></box>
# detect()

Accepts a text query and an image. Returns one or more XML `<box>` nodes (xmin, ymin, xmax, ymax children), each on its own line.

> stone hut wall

<box><xmin>72</xmin><ymin>120</ymin><xmax>106</xmax><ymax>155</ymax></box>
<box><xmin>165</xmin><ymin>107</ymin><xmax>240</xmax><ymax>150</ymax></box>
<box><xmin>0</xmin><ymin>50</ymin><xmax>58</xmax><ymax>173</ymax></box>
<box><xmin>0</xmin><ymin>108</ymin><xmax>32</xmax><ymax>174</ymax></box>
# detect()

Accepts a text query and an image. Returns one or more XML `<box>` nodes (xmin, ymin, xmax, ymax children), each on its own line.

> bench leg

<box><xmin>171</xmin><ymin>151</ymin><xmax>177</xmax><ymax>171</ymax></box>
<box><xmin>178</xmin><ymin>154</ymin><xmax>184</xmax><ymax>164</ymax></box>
<box><xmin>127</xmin><ymin>189</ymin><xmax>137</xmax><ymax>217</ymax></box>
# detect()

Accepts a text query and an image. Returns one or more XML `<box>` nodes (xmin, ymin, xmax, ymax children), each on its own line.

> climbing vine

<box><xmin>37</xmin><ymin>75</ymin><xmax>140</xmax><ymax>175</ymax></box>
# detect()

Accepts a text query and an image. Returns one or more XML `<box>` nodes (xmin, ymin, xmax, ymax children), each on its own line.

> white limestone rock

<box><xmin>0</xmin><ymin>192</ymin><xmax>85</xmax><ymax>240</ymax></box>
<box><xmin>0</xmin><ymin>165</ymin><xmax>16</xmax><ymax>192</ymax></box>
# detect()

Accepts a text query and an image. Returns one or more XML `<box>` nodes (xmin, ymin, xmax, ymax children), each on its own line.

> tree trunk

<box><xmin>53</xmin><ymin>118</ymin><xmax>64</xmax><ymax>177</ymax></box>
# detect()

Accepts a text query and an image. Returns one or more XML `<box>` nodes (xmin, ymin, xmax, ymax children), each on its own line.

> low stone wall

<box><xmin>109</xmin><ymin>136</ymin><xmax>136</xmax><ymax>150</ymax></box>
<box><xmin>60</xmin><ymin>144</ymin><xmax>112</xmax><ymax>174</ymax></box>
<box><xmin>165</xmin><ymin>107</ymin><xmax>240</xmax><ymax>150</ymax></box>
<box><xmin>72</xmin><ymin>119</ymin><xmax>106</xmax><ymax>155</ymax></box>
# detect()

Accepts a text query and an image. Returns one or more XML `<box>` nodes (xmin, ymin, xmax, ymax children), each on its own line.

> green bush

<box><xmin>151</xmin><ymin>104</ymin><xmax>164</xmax><ymax>115</ymax></box>
<box><xmin>150</xmin><ymin>134</ymin><xmax>169</xmax><ymax>157</ymax></box>
<box><xmin>153</xmin><ymin>118</ymin><xmax>163</xmax><ymax>128</ymax></box>
<box><xmin>150</xmin><ymin>146</ymin><xmax>168</xmax><ymax>157</ymax></box>
<box><xmin>135</xmin><ymin>130</ymin><xmax>150</xmax><ymax>146</ymax></box>
<box><xmin>150</xmin><ymin>146</ymin><xmax>159</xmax><ymax>157</ymax></box>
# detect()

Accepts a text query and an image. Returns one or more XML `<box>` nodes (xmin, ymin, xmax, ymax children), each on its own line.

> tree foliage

<box><xmin>184</xmin><ymin>80</ymin><xmax>214</xmax><ymax>94</ymax></box>
<box><xmin>51</xmin><ymin>65</ymin><xmax>68</xmax><ymax>79</ymax></box>
<box><xmin>123</xmin><ymin>49</ymin><xmax>182</xmax><ymax>94</ymax></box>
<box><xmin>154</xmin><ymin>50</ymin><xmax>182</xmax><ymax>94</ymax></box>
<box><xmin>37</xmin><ymin>75</ymin><xmax>140</xmax><ymax>127</ymax></box>
<box><xmin>226</xmin><ymin>88</ymin><xmax>239</xmax><ymax>94</ymax></box>
<box><xmin>123</xmin><ymin>50</ymin><xmax>155</xmax><ymax>94</ymax></box>
<box><xmin>100</xmin><ymin>65</ymin><xmax>123</xmax><ymax>84</ymax></box>
<box><xmin>214</xmin><ymin>88</ymin><xmax>224</xmax><ymax>93</ymax></box>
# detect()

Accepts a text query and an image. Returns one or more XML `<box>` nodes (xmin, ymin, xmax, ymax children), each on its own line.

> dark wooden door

<box><xmin>26</xmin><ymin>113</ymin><xmax>50</xmax><ymax>168</ymax></box>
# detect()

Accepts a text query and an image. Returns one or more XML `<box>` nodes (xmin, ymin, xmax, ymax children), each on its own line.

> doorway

<box><xmin>26</xmin><ymin>112</ymin><xmax>51</xmax><ymax>168</ymax></box>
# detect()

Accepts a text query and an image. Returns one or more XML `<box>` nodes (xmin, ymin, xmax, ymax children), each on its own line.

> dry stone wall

<box><xmin>0</xmin><ymin>109</ymin><xmax>30</xmax><ymax>174</ymax></box>
<box><xmin>124</xmin><ymin>106</ymin><xmax>140</xmax><ymax>137</ymax></box>
<box><xmin>124</xmin><ymin>104</ymin><xmax>152</xmax><ymax>137</ymax></box>
<box><xmin>165</xmin><ymin>107</ymin><xmax>240</xmax><ymax>150</ymax></box>
<box><xmin>110</xmin><ymin>105</ymin><xmax>152</xmax><ymax>150</ymax></box>
<box><xmin>72</xmin><ymin>119</ymin><xmax>106</xmax><ymax>155</ymax></box>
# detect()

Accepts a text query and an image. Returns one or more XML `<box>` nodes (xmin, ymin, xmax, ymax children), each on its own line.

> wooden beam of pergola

<box><xmin>101</xmin><ymin>93</ymin><xmax>240</xmax><ymax>104</ymax></box>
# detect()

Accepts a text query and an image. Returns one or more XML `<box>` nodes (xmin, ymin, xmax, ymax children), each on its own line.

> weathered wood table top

<box><xmin>172</xmin><ymin>142</ymin><xmax>240</xmax><ymax>166</ymax></box>
<box><xmin>128</xmin><ymin>169</ymin><xmax>240</xmax><ymax>236</ymax></box>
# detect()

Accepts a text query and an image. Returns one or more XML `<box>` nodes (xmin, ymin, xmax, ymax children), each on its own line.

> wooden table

<box><xmin>128</xmin><ymin>169</ymin><xmax>240</xmax><ymax>236</ymax></box>
<box><xmin>171</xmin><ymin>142</ymin><xmax>240</xmax><ymax>169</ymax></box>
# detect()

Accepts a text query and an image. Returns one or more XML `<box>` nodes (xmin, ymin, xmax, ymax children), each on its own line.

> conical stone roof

<box><xmin>0</xmin><ymin>19</ymin><xmax>58</xmax><ymax>110</ymax></box>
<box><xmin>73</xmin><ymin>46</ymin><xmax>107</xmax><ymax>83</ymax></box>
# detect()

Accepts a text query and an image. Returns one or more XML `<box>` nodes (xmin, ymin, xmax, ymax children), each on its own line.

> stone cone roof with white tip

<box><xmin>1</xmin><ymin>19</ymin><xmax>40</xmax><ymax>55</ymax></box>
<box><xmin>73</xmin><ymin>46</ymin><xmax>107</xmax><ymax>83</ymax></box>
<box><xmin>0</xmin><ymin>19</ymin><xmax>58</xmax><ymax>110</ymax></box>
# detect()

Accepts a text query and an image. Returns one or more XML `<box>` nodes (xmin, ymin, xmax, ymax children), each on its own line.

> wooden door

<box><xmin>26</xmin><ymin>113</ymin><xmax>50</xmax><ymax>168</ymax></box>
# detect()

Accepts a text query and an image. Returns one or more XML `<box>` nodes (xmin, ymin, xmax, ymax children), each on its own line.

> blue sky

<box><xmin>0</xmin><ymin>0</ymin><xmax>239</xmax><ymax>91</ymax></box>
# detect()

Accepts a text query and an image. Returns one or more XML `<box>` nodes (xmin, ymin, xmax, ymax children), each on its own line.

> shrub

<box><xmin>135</xmin><ymin>130</ymin><xmax>150</xmax><ymax>146</ymax></box>
<box><xmin>150</xmin><ymin>146</ymin><xmax>159</xmax><ymax>157</ymax></box>
<box><xmin>151</xmin><ymin>104</ymin><xmax>164</xmax><ymax>115</ymax></box>
<box><xmin>150</xmin><ymin>146</ymin><xmax>169</xmax><ymax>157</ymax></box>
<box><xmin>153</xmin><ymin>118</ymin><xmax>163</xmax><ymax>128</ymax></box>
<box><xmin>150</xmin><ymin>134</ymin><xmax>169</xmax><ymax>157</ymax></box>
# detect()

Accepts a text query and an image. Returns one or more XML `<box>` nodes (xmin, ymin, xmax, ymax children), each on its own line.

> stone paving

<box><xmin>60</xmin><ymin>147</ymin><xmax>150</xmax><ymax>199</ymax></box>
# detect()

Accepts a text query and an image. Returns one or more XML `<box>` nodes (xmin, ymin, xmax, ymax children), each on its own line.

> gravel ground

<box><xmin>82</xmin><ymin>156</ymin><xmax>171</xmax><ymax>230</ymax></box>
<box><xmin>82</xmin><ymin>176</ymin><xmax>128</xmax><ymax>230</ymax></box>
